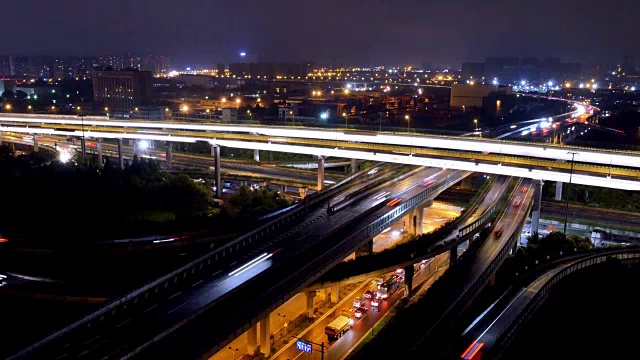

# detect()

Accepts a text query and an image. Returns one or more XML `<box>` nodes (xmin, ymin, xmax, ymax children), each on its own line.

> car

<box><xmin>363</xmin><ymin>290</ymin><xmax>375</xmax><ymax>299</ymax></box>
<box><xmin>341</xmin><ymin>307</ymin><xmax>355</xmax><ymax>318</ymax></box>
<box><xmin>494</xmin><ymin>227</ymin><xmax>504</xmax><ymax>238</ymax></box>
<box><xmin>371</xmin><ymin>296</ymin><xmax>380</xmax><ymax>307</ymax></box>
<box><xmin>513</xmin><ymin>198</ymin><xmax>522</xmax><ymax>207</ymax></box>
<box><xmin>353</xmin><ymin>296</ymin><xmax>364</xmax><ymax>308</ymax></box>
<box><xmin>520</xmin><ymin>186</ymin><xmax>528</xmax><ymax>193</ymax></box>
<box><xmin>354</xmin><ymin>306</ymin><xmax>369</xmax><ymax>319</ymax></box>
<box><xmin>420</xmin><ymin>178</ymin><xmax>435</xmax><ymax>187</ymax></box>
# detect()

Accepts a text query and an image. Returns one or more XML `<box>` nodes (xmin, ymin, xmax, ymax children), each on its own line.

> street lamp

<box><xmin>247</xmin><ymin>110</ymin><xmax>252</xmax><ymax>120</ymax></box>
<box><xmin>474</xmin><ymin>119</ymin><xmax>478</xmax><ymax>131</ymax></box>
<box><xmin>181</xmin><ymin>105</ymin><xmax>189</xmax><ymax>117</ymax></box>
<box><xmin>564</xmin><ymin>151</ymin><xmax>579</xmax><ymax>235</ymax></box>
<box><xmin>206</xmin><ymin>109</ymin><xmax>211</xmax><ymax>120</ymax></box>
<box><xmin>134</xmin><ymin>107</ymin><xmax>139</xmax><ymax>119</ymax></box>
<box><xmin>405</xmin><ymin>114</ymin><xmax>410</xmax><ymax>132</ymax></box>
<box><xmin>236</xmin><ymin>98</ymin><xmax>241</xmax><ymax>108</ymax></box>
<box><xmin>4</xmin><ymin>104</ymin><xmax>11</xmax><ymax>112</ymax></box>
<box><xmin>343</xmin><ymin>112</ymin><xmax>348</xmax><ymax>129</ymax></box>
<box><xmin>27</xmin><ymin>105</ymin><xmax>32</xmax><ymax>113</ymax></box>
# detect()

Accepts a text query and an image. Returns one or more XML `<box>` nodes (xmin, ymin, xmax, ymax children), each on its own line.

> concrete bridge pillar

<box><xmin>320</xmin><ymin>288</ymin><xmax>328</xmax><ymax>301</ymax></box>
<box><xmin>299</xmin><ymin>187</ymin><xmax>308</xmax><ymax>199</ymax></box>
<box><xmin>461</xmin><ymin>175</ymin><xmax>473</xmax><ymax>190</ymax></box>
<box><xmin>351</xmin><ymin>158</ymin><xmax>358</xmax><ymax>174</ymax></box>
<box><xmin>97</xmin><ymin>138</ymin><xmax>103</xmax><ymax>166</ymax></box>
<box><xmin>355</xmin><ymin>239</ymin><xmax>373</xmax><ymax>258</ymax></box>
<box><xmin>253</xmin><ymin>149</ymin><xmax>260</xmax><ymax>162</ymax></box>
<box><xmin>531</xmin><ymin>179</ymin><xmax>544</xmax><ymax>237</ymax></box>
<box><xmin>403</xmin><ymin>264</ymin><xmax>415</xmax><ymax>297</ymax></box>
<box><xmin>211</xmin><ymin>144</ymin><xmax>222</xmax><ymax>198</ymax></box>
<box><xmin>331</xmin><ymin>285</ymin><xmax>340</xmax><ymax>303</ymax></box>
<box><xmin>259</xmin><ymin>316</ymin><xmax>271</xmax><ymax>356</ymax></box>
<box><xmin>247</xmin><ymin>323</ymin><xmax>258</xmax><ymax>354</ymax></box>
<box><xmin>33</xmin><ymin>134</ymin><xmax>39</xmax><ymax>152</ymax></box>
<box><xmin>117</xmin><ymin>138</ymin><xmax>124</xmax><ymax>169</ymax></box>
<box><xmin>306</xmin><ymin>290</ymin><xmax>317</xmax><ymax>318</ymax></box>
<box><xmin>80</xmin><ymin>137</ymin><xmax>86</xmax><ymax>157</ymax></box>
<box><xmin>449</xmin><ymin>245</ymin><xmax>458</xmax><ymax>267</ymax></box>
<box><xmin>412</xmin><ymin>206</ymin><xmax>424</xmax><ymax>235</ymax></box>
<box><xmin>317</xmin><ymin>156</ymin><xmax>325</xmax><ymax>190</ymax></box>
<box><xmin>165</xmin><ymin>142</ymin><xmax>173</xmax><ymax>170</ymax></box>
<box><xmin>555</xmin><ymin>181</ymin><xmax>563</xmax><ymax>201</ymax></box>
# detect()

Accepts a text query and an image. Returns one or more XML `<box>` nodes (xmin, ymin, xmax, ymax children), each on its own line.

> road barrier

<box><xmin>486</xmin><ymin>248</ymin><xmax>640</xmax><ymax>359</ymax></box>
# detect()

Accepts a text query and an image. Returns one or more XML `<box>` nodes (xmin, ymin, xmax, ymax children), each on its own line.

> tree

<box><xmin>15</xmin><ymin>90</ymin><xmax>28</xmax><ymax>100</ymax></box>
<box><xmin>2</xmin><ymin>90</ymin><xmax>15</xmax><ymax>99</ymax></box>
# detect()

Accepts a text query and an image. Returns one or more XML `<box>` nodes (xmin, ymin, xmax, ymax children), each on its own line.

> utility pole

<box><xmin>564</xmin><ymin>151</ymin><xmax>578</xmax><ymax>235</ymax></box>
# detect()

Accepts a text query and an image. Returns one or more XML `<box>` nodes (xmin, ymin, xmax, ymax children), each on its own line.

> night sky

<box><xmin>4</xmin><ymin>0</ymin><xmax>639</xmax><ymax>67</ymax></box>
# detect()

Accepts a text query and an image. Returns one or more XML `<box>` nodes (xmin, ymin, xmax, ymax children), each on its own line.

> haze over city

<box><xmin>3</xmin><ymin>0</ymin><xmax>640</xmax><ymax>67</ymax></box>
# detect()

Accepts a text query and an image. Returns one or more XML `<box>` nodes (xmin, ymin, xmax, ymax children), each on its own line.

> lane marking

<box><xmin>143</xmin><ymin>304</ymin><xmax>158</xmax><ymax>313</ymax></box>
<box><xmin>83</xmin><ymin>335</ymin><xmax>100</xmax><ymax>345</ymax></box>
<box><xmin>192</xmin><ymin>280</ymin><xmax>204</xmax><ymax>287</ymax></box>
<box><xmin>169</xmin><ymin>291</ymin><xmax>182</xmax><ymax>299</ymax></box>
<box><xmin>115</xmin><ymin>319</ymin><xmax>131</xmax><ymax>328</ymax></box>
<box><xmin>168</xmin><ymin>303</ymin><xmax>185</xmax><ymax>314</ymax></box>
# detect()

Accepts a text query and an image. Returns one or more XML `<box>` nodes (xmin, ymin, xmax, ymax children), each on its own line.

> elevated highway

<box><xmin>7</xmin><ymin>167</ymin><xmax>467</xmax><ymax>360</ymax></box>
<box><xmin>1</xmin><ymin>114</ymin><xmax>640</xmax><ymax>189</ymax></box>
<box><xmin>460</xmin><ymin>248</ymin><xmax>640</xmax><ymax>360</ymax></box>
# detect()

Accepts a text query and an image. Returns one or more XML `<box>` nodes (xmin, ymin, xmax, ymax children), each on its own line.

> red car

<box><xmin>513</xmin><ymin>198</ymin><xmax>522</xmax><ymax>207</ymax></box>
<box><xmin>520</xmin><ymin>186</ymin><xmax>528</xmax><ymax>193</ymax></box>
<box><xmin>494</xmin><ymin>227</ymin><xmax>504</xmax><ymax>238</ymax></box>
<box><xmin>354</xmin><ymin>306</ymin><xmax>369</xmax><ymax>319</ymax></box>
<box><xmin>363</xmin><ymin>290</ymin><xmax>375</xmax><ymax>299</ymax></box>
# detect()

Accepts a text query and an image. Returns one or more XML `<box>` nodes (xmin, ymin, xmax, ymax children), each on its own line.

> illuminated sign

<box><xmin>296</xmin><ymin>340</ymin><xmax>312</xmax><ymax>354</ymax></box>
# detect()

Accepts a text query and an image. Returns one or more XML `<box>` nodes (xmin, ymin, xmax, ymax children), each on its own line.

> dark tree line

<box><xmin>0</xmin><ymin>146</ymin><xmax>214</xmax><ymax>244</ymax></box>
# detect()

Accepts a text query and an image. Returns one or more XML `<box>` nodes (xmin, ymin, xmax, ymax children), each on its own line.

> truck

<box><xmin>325</xmin><ymin>315</ymin><xmax>352</xmax><ymax>340</ymax></box>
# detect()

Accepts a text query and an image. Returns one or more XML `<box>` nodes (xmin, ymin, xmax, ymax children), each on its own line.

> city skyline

<box><xmin>4</xmin><ymin>0</ymin><xmax>639</xmax><ymax>67</ymax></box>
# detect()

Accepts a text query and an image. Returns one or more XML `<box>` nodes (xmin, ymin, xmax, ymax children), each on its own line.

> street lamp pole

<box><xmin>405</xmin><ymin>114</ymin><xmax>410</xmax><ymax>132</ymax></box>
<box><xmin>563</xmin><ymin>151</ymin><xmax>578</xmax><ymax>235</ymax></box>
<box><xmin>343</xmin><ymin>112</ymin><xmax>348</xmax><ymax>129</ymax></box>
<box><xmin>78</xmin><ymin>107</ymin><xmax>85</xmax><ymax>156</ymax></box>
<box><xmin>474</xmin><ymin>118</ymin><xmax>478</xmax><ymax>131</ymax></box>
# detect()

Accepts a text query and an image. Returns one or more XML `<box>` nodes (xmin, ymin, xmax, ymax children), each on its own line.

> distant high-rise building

<box><xmin>92</xmin><ymin>70</ymin><xmax>153</xmax><ymax>112</ymax></box>
<box><xmin>0</xmin><ymin>55</ymin><xmax>12</xmax><ymax>77</ymax></box>
<box><xmin>622</xmin><ymin>56</ymin><xmax>636</xmax><ymax>75</ymax></box>
<box><xmin>519</xmin><ymin>57</ymin><xmax>539</xmax><ymax>82</ymax></box>
<box><xmin>142</xmin><ymin>55</ymin><xmax>170</xmax><ymax>74</ymax></box>
<box><xmin>461</xmin><ymin>62</ymin><xmax>485</xmax><ymax>80</ymax></box>
<box><xmin>484</xmin><ymin>57</ymin><xmax>519</xmax><ymax>84</ymax></box>
<box><xmin>216</xmin><ymin>63</ymin><xmax>226</xmax><ymax>75</ymax></box>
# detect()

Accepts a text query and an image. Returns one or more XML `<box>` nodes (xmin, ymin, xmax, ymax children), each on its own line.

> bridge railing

<box><xmin>487</xmin><ymin>248</ymin><xmax>640</xmax><ymax>359</ymax></box>
<box><xmin>119</xmin><ymin>169</ymin><xmax>471</xmax><ymax>358</ymax></box>
<box><xmin>7</xmin><ymin>162</ymin><xmax>377</xmax><ymax>359</ymax></box>
<box><xmin>408</xmin><ymin>178</ymin><xmax>527</xmax><ymax>352</ymax></box>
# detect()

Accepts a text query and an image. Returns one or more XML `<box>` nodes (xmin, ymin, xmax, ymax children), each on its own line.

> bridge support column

<box><xmin>317</xmin><ymin>156</ymin><xmax>325</xmax><ymax>190</ymax></box>
<box><xmin>247</xmin><ymin>323</ymin><xmax>258</xmax><ymax>355</ymax></box>
<box><xmin>259</xmin><ymin>316</ymin><xmax>271</xmax><ymax>356</ymax></box>
<box><xmin>165</xmin><ymin>142</ymin><xmax>172</xmax><ymax>170</ymax></box>
<box><xmin>461</xmin><ymin>175</ymin><xmax>473</xmax><ymax>190</ymax></box>
<box><xmin>351</xmin><ymin>158</ymin><xmax>357</xmax><ymax>174</ymax></box>
<box><xmin>531</xmin><ymin>179</ymin><xmax>544</xmax><ymax>237</ymax></box>
<box><xmin>355</xmin><ymin>239</ymin><xmax>373</xmax><ymax>258</ymax></box>
<box><xmin>253</xmin><ymin>149</ymin><xmax>260</xmax><ymax>162</ymax></box>
<box><xmin>555</xmin><ymin>181</ymin><xmax>563</xmax><ymax>201</ymax></box>
<box><xmin>80</xmin><ymin>137</ymin><xmax>86</xmax><ymax>157</ymax></box>
<box><xmin>412</xmin><ymin>206</ymin><xmax>424</xmax><ymax>235</ymax></box>
<box><xmin>33</xmin><ymin>134</ymin><xmax>39</xmax><ymax>152</ymax></box>
<box><xmin>212</xmin><ymin>145</ymin><xmax>222</xmax><ymax>198</ymax></box>
<box><xmin>97</xmin><ymin>138</ymin><xmax>103</xmax><ymax>166</ymax></box>
<box><xmin>320</xmin><ymin>288</ymin><xmax>328</xmax><ymax>301</ymax></box>
<box><xmin>449</xmin><ymin>245</ymin><xmax>458</xmax><ymax>267</ymax></box>
<box><xmin>117</xmin><ymin>138</ymin><xmax>124</xmax><ymax>169</ymax></box>
<box><xmin>299</xmin><ymin>187</ymin><xmax>308</xmax><ymax>199</ymax></box>
<box><xmin>403</xmin><ymin>264</ymin><xmax>415</xmax><ymax>297</ymax></box>
<box><xmin>306</xmin><ymin>290</ymin><xmax>316</xmax><ymax>318</ymax></box>
<box><xmin>331</xmin><ymin>285</ymin><xmax>339</xmax><ymax>303</ymax></box>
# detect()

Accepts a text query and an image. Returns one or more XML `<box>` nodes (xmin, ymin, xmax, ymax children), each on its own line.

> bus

<box><xmin>376</xmin><ymin>274</ymin><xmax>403</xmax><ymax>299</ymax></box>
